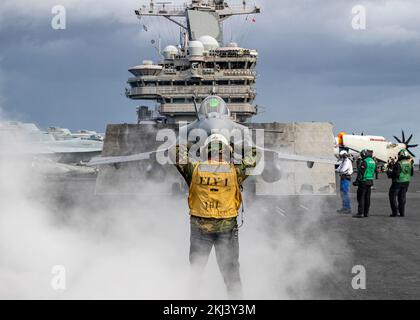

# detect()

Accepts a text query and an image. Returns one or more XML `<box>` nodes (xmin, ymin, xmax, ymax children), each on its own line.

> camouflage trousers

<box><xmin>189</xmin><ymin>216</ymin><xmax>242</xmax><ymax>299</ymax></box>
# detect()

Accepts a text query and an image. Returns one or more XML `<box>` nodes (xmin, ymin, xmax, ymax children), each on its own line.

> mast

<box><xmin>135</xmin><ymin>0</ymin><xmax>261</xmax><ymax>45</ymax></box>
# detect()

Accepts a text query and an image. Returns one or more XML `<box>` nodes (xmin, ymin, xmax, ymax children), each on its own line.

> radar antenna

<box><xmin>134</xmin><ymin>0</ymin><xmax>261</xmax><ymax>45</ymax></box>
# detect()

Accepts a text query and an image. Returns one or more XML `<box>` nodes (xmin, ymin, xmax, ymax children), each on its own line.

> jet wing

<box><xmin>259</xmin><ymin>147</ymin><xmax>337</xmax><ymax>166</ymax></box>
<box><xmin>0</xmin><ymin>145</ymin><xmax>101</xmax><ymax>156</ymax></box>
<box><xmin>40</xmin><ymin>146</ymin><xmax>103</xmax><ymax>154</ymax></box>
<box><xmin>88</xmin><ymin>145</ymin><xmax>336</xmax><ymax>168</ymax></box>
<box><xmin>43</xmin><ymin>138</ymin><xmax>103</xmax><ymax>154</ymax></box>
<box><xmin>88</xmin><ymin>148</ymin><xmax>169</xmax><ymax>166</ymax></box>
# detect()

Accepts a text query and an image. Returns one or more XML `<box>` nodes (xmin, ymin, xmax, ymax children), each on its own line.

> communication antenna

<box><xmin>135</xmin><ymin>0</ymin><xmax>260</xmax><ymax>45</ymax></box>
<box><xmin>156</xmin><ymin>1</ymin><xmax>172</xmax><ymax>12</ymax></box>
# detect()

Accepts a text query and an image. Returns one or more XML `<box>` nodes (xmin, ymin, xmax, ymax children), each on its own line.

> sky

<box><xmin>0</xmin><ymin>0</ymin><xmax>419</xmax><ymax>149</ymax></box>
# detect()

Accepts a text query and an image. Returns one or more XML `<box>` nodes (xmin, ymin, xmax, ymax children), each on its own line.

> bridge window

<box><xmin>217</xmin><ymin>62</ymin><xmax>229</xmax><ymax>70</ymax></box>
<box><xmin>186</xmin><ymin>80</ymin><xmax>200</xmax><ymax>86</ymax></box>
<box><xmin>230</xmin><ymin>80</ymin><xmax>245</xmax><ymax>85</ymax></box>
<box><xmin>217</xmin><ymin>80</ymin><xmax>229</xmax><ymax>86</ymax></box>
<box><xmin>231</xmin><ymin>62</ymin><xmax>246</xmax><ymax>69</ymax></box>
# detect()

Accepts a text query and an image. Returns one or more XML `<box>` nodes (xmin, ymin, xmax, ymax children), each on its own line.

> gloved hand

<box><xmin>168</xmin><ymin>145</ymin><xmax>177</xmax><ymax>164</ymax></box>
<box><xmin>169</xmin><ymin>144</ymin><xmax>189</xmax><ymax>165</ymax></box>
<box><xmin>353</xmin><ymin>181</ymin><xmax>359</xmax><ymax>187</ymax></box>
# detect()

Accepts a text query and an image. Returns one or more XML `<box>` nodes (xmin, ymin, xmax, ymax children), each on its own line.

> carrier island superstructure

<box><xmin>97</xmin><ymin>0</ymin><xmax>336</xmax><ymax>196</ymax></box>
<box><xmin>126</xmin><ymin>0</ymin><xmax>260</xmax><ymax>123</ymax></box>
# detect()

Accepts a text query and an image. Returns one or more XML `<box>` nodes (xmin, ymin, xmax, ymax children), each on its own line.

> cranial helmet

<box><xmin>360</xmin><ymin>149</ymin><xmax>372</xmax><ymax>159</ymax></box>
<box><xmin>202</xmin><ymin>133</ymin><xmax>232</xmax><ymax>158</ymax></box>
<box><xmin>398</xmin><ymin>149</ymin><xmax>410</xmax><ymax>159</ymax></box>
<box><xmin>204</xmin><ymin>133</ymin><xmax>230</xmax><ymax>148</ymax></box>
<box><xmin>339</xmin><ymin>150</ymin><xmax>349</xmax><ymax>158</ymax></box>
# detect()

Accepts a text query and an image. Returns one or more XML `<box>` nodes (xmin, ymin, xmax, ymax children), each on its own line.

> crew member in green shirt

<box><xmin>353</xmin><ymin>149</ymin><xmax>376</xmax><ymax>218</ymax></box>
<box><xmin>387</xmin><ymin>149</ymin><xmax>414</xmax><ymax>217</ymax></box>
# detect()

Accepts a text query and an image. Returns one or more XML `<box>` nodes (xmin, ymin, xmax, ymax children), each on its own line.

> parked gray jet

<box><xmin>0</xmin><ymin>121</ymin><xmax>103</xmax><ymax>164</ymax></box>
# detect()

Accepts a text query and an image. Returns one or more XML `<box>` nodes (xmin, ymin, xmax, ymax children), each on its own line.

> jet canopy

<box><xmin>198</xmin><ymin>96</ymin><xmax>230</xmax><ymax>119</ymax></box>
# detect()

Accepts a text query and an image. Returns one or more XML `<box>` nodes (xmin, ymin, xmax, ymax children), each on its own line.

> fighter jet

<box><xmin>88</xmin><ymin>96</ymin><xmax>336</xmax><ymax>176</ymax></box>
<box><xmin>0</xmin><ymin>121</ymin><xmax>103</xmax><ymax>164</ymax></box>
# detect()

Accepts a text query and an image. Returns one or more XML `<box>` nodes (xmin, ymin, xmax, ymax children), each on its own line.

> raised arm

<box><xmin>235</xmin><ymin>147</ymin><xmax>260</xmax><ymax>185</ymax></box>
<box><xmin>169</xmin><ymin>144</ymin><xmax>196</xmax><ymax>186</ymax></box>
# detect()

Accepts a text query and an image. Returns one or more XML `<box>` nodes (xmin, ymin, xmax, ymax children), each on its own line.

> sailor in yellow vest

<box><xmin>173</xmin><ymin>133</ymin><xmax>257</xmax><ymax>298</ymax></box>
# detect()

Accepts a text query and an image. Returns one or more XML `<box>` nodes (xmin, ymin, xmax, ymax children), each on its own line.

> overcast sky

<box><xmin>0</xmin><ymin>0</ymin><xmax>419</xmax><ymax>149</ymax></box>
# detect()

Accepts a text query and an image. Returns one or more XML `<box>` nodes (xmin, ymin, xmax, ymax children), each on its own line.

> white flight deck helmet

<box><xmin>204</xmin><ymin>133</ymin><xmax>230</xmax><ymax>147</ymax></box>
<box><xmin>201</xmin><ymin>133</ymin><xmax>233</xmax><ymax>159</ymax></box>
<box><xmin>339</xmin><ymin>150</ymin><xmax>349</xmax><ymax>158</ymax></box>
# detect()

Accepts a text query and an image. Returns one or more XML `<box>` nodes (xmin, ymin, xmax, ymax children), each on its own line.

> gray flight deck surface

<box><xmin>45</xmin><ymin>170</ymin><xmax>420</xmax><ymax>299</ymax></box>
<box><xmin>322</xmin><ymin>170</ymin><xmax>420</xmax><ymax>299</ymax></box>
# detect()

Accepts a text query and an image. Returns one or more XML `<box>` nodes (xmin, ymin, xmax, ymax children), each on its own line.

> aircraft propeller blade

<box><xmin>394</xmin><ymin>136</ymin><xmax>402</xmax><ymax>143</ymax></box>
<box><xmin>408</xmin><ymin>149</ymin><xmax>416</xmax><ymax>158</ymax></box>
<box><xmin>406</xmin><ymin>134</ymin><xmax>413</xmax><ymax>145</ymax></box>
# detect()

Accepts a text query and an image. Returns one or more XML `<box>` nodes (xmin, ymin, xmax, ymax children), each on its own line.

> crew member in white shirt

<box><xmin>336</xmin><ymin>150</ymin><xmax>354</xmax><ymax>214</ymax></box>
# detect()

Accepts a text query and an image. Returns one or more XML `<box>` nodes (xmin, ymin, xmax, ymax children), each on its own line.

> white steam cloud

<box><xmin>0</xmin><ymin>0</ymin><xmax>350</xmax><ymax>299</ymax></box>
<box><xmin>0</xmin><ymin>114</ymin><xmax>349</xmax><ymax>300</ymax></box>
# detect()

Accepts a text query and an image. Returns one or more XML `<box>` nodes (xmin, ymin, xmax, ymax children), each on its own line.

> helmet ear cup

<box><xmin>398</xmin><ymin>149</ymin><xmax>410</xmax><ymax>159</ymax></box>
<box><xmin>360</xmin><ymin>149</ymin><xmax>373</xmax><ymax>159</ymax></box>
